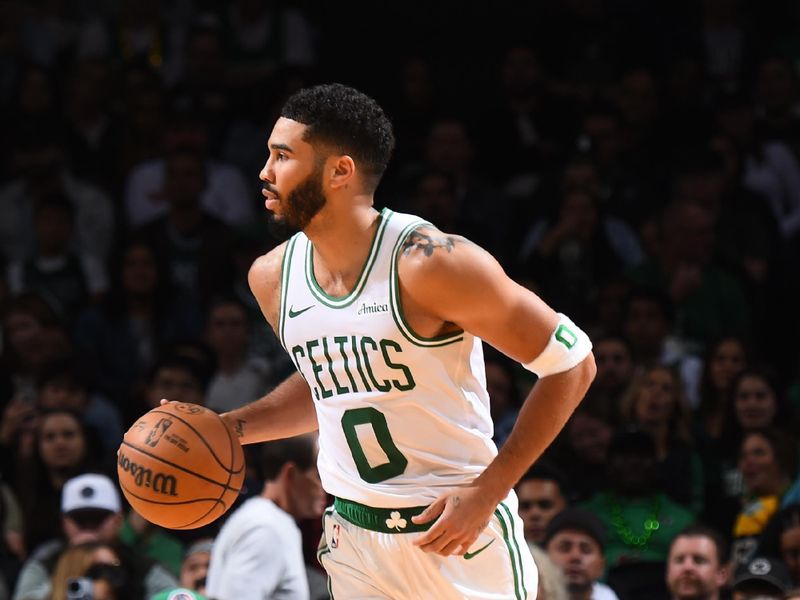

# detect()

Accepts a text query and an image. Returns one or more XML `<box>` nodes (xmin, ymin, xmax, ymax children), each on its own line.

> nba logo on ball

<box><xmin>118</xmin><ymin>402</ymin><xmax>245</xmax><ymax>530</ymax></box>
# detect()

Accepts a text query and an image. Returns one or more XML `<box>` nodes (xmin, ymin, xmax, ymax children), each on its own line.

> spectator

<box><xmin>557</xmin><ymin>401</ymin><xmax>616</xmax><ymax>502</ymax></box>
<box><xmin>696</xmin><ymin>335</ymin><xmax>750</xmax><ymax>442</ymax></box>
<box><xmin>12</xmin><ymin>473</ymin><xmax>177</xmax><ymax>600</ymax></box>
<box><xmin>204</xmin><ymin>297</ymin><xmax>272</xmax><ymax>414</ymax></box>
<box><xmin>516</xmin><ymin>462</ymin><xmax>569</xmax><ymax>547</ymax></box>
<box><xmin>3</xmin><ymin>409</ymin><xmax>105</xmax><ymax>553</ymax></box>
<box><xmin>732</xmin><ymin>429</ymin><xmax>797</xmax><ymax>566</ymax></box>
<box><xmin>73</xmin><ymin>237</ymin><xmax>201</xmax><ymax>415</ymax></box>
<box><xmin>732</xmin><ymin>556</ymin><xmax>792</xmax><ymax>600</ymax></box>
<box><xmin>756</xmin><ymin>504</ymin><xmax>800</xmax><ymax>587</ymax></box>
<box><xmin>80</xmin><ymin>562</ymin><xmax>134</xmax><ymax>600</ymax></box>
<box><xmin>621</xmin><ymin>286</ymin><xmax>704</xmax><ymax>408</ymax></box>
<box><xmin>133</xmin><ymin>147</ymin><xmax>237</xmax><ymax>309</ymax></box>
<box><xmin>530</xmin><ymin>543</ymin><xmax>569</xmax><ymax>600</ymax></box>
<box><xmin>6</xmin><ymin>194</ymin><xmax>107</xmax><ymax>323</ymax></box>
<box><xmin>627</xmin><ymin>201</ymin><xmax>750</xmax><ymax>349</ymax></box>
<box><xmin>619</xmin><ymin>365</ymin><xmax>704</xmax><ymax>512</ymax></box>
<box><xmin>49</xmin><ymin>541</ymin><xmax>120</xmax><ymax>600</ymax></box>
<box><xmin>0</xmin><ymin>126</ymin><xmax>114</xmax><ymax>264</ymax></box>
<box><xmin>665</xmin><ymin>524</ymin><xmax>729</xmax><ymax>600</ymax></box>
<box><xmin>178</xmin><ymin>539</ymin><xmax>211</xmax><ymax>595</ymax></box>
<box><xmin>206</xmin><ymin>434</ymin><xmax>327</xmax><ymax>600</ymax></box>
<box><xmin>579</xmin><ymin>429</ymin><xmax>695</xmax><ymax>569</ymax></box>
<box><xmin>483</xmin><ymin>347</ymin><xmax>524</xmax><ymax>448</ymax></box>
<box><xmin>142</xmin><ymin>354</ymin><xmax>209</xmax><ymax>413</ymax></box>
<box><xmin>124</xmin><ymin>117</ymin><xmax>255</xmax><ymax>230</ymax></box>
<box><xmin>590</xmin><ymin>334</ymin><xmax>635</xmax><ymax>414</ymax></box>
<box><xmin>518</xmin><ymin>188</ymin><xmax>643</xmax><ymax>324</ymax></box>
<box><xmin>36</xmin><ymin>360</ymin><xmax>122</xmax><ymax>455</ymax></box>
<box><xmin>1</xmin><ymin>293</ymin><xmax>71</xmax><ymax>402</ymax></box>
<box><xmin>544</xmin><ymin>507</ymin><xmax>619</xmax><ymax>600</ymax></box>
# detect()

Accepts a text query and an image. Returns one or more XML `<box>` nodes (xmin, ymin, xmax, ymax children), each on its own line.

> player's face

<box><xmin>516</xmin><ymin>480</ymin><xmax>566</xmax><ymax>544</ymax></box>
<box><xmin>546</xmin><ymin>530</ymin><xmax>604</xmax><ymax>592</ymax></box>
<box><xmin>666</xmin><ymin>536</ymin><xmax>725</xmax><ymax>600</ymax></box>
<box><xmin>260</xmin><ymin>117</ymin><xmax>327</xmax><ymax>231</ymax></box>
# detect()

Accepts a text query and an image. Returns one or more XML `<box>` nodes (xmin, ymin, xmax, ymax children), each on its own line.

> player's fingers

<box><xmin>417</xmin><ymin>528</ymin><xmax>451</xmax><ymax>554</ymax></box>
<box><xmin>437</xmin><ymin>538</ymin><xmax>463</xmax><ymax>557</ymax></box>
<box><xmin>411</xmin><ymin>496</ymin><xmax>446</xmax><ymax>525</ymax></box>
<box><xmin>414</xmin><ymin>514</ymin><xmax>450</xmax><ymax>549</ymax></box>
<box><xmin>159</xmin><ymin>399</ymin><xmax>170</xmax><ymax>406</ymax></box>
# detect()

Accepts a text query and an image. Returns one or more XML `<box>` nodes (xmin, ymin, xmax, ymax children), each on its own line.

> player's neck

<box><xmin>304</xmin><ymin>201</ymin><xmax>380</xmax><ymax>278</ymax></box>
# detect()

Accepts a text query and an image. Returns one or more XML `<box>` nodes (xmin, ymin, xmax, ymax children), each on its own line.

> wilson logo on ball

<box><xmin>118</xmin><ymin>451</ymin><xmax>178</xmax><ymax>496</ymax></box>
<box><xmin>145</xmin><ymin>418</ymin><xmax>173</xmax><ymax>447</ymax></box>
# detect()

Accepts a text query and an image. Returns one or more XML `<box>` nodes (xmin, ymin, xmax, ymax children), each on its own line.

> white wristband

<box><xmin>522</xmin><ymin>313</ymin><xmax>592</xmax><ymax>378</ymax></box>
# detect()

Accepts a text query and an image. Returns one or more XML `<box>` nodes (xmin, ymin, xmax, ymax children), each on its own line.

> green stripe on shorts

<box><xmin>495</xmin><ymin>506</ymin><xmax>524</xmax><ymax>600</ymax></box>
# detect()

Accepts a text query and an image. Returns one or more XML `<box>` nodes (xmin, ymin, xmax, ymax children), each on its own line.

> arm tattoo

<box><xmin>234</xmin><ymin>419</ymin><xmax>245</xmax><ymax>438</ymax></box>
<box><xmin>401</xmin><ymin>230</ymin><xmax>455</xmax><ymax>257</ymax></box>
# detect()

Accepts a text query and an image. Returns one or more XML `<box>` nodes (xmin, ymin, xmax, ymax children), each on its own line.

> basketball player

<box><xmin>218</xmin><ymin>83</ymin><xmax>596</xmax><ymax>599</ymax></box>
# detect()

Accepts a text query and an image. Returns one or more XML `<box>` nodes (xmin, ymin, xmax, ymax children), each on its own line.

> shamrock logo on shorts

<box><xmin>385</xmin><ymin>511</ymin><xmax>407</xmax><ymax>531</ymax></box>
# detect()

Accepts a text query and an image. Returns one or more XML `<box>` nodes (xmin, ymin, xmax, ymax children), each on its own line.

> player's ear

<box><xmin>328</xmin><ymin>155</ymin><xmax>355</xmax><ymax>190</ymax></box>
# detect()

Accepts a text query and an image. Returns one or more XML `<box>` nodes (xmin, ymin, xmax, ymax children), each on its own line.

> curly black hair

<box><xmin>280</xmin><ymin>83</ymin><xmax>395</xmax><ymax>191</ymax></box>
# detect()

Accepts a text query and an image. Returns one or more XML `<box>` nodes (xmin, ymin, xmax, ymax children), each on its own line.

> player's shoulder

<box><xmin>396</xmin><ymin>223</ymin><xmax>497</xmax><ymax>283</ymax></box>
<box><xmin>248</xmin><ymin>239</ymin><xmax>291</xmax><ymax>290</ymax></box>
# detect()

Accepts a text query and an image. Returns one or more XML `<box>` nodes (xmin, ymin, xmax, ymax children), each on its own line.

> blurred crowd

<box><xmin>1</xmin><ymin>0</ymin><xmax>800</xmax><ymax>599</ymax></box>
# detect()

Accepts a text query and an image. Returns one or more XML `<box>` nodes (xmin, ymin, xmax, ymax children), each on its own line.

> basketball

<box><xmin>117</xmin><ymin>402</ymin><xmax>245</xmax><ymax>529</ymax></box>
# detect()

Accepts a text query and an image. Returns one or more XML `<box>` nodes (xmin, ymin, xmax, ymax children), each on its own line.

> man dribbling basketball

<box><xmin>212</xmin><ymin>83</ymin><xmax>596</xmax><ymax>599</ymax></box>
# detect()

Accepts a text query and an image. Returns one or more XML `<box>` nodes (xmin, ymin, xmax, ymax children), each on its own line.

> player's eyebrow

<box><xmin>269</xmin><ymin>142</ymin><xmax>294</xmax><ymax>153</ymax></box>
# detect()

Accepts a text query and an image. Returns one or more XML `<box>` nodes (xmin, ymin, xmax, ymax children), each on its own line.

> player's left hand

<box><xmin>411</xmin><ymin>483</ymin><xmax>498</xmax><ymax>556</ymax></box>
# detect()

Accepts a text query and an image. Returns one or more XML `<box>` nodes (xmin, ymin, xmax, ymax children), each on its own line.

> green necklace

<box><xmin>609</xmin><ymin>494</ymin><xmax>661</xmax><ymax>548</ymax></box>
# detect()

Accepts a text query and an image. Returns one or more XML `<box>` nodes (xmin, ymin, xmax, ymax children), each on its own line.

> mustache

<box><xmin>262</xmin><ymin>182</ymin><xmax>278</xmax><ymax>196</ymax></box>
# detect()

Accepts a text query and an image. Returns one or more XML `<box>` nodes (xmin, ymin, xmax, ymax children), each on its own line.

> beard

<box><xmin>266</xmin><ymin>163</ymin><xmax>327</xmax><ymax>238</ymax></box>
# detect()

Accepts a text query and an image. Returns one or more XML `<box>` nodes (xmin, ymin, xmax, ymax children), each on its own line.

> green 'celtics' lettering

<box><xmin>334</xmin><ymin>336</ymin><xmax>359</xmax><ymax>392</ymax></box>
<box><xmin>360</xmin><ymin>336</ymin><xmax>392</xmax><ymax>392</ymax></box>
<box><xmin>323</xmin><ymin>337</ymin><xmax>348</xmax><ymax>395</ymax></box>
<box><xmin>351</xmin><ymin>335</ymin><xmax>372</xmax><ymax>392</ymax></box>
<box><xmin>306</xmin><ymin>339</ymin><xmax>332</xmax><ymax>399</ymax></box>
<box><xmin>554</xmin><ymin>324</ymin><xmax>577</xmax><ymax>349</ymax></box>
<box><xmin>380</xmin><ymin>340</ymin><xmax>415</xmax><ymax>391</ymax></box>
<box><xmin>294</xmin><ymin>335</ymin><xmax>416</xmax><ymax>398</ymax></box>
<box><xmin>341</xmin><ymin>407</ymin><xmax>408</xmax><ymax>483</ymax></box>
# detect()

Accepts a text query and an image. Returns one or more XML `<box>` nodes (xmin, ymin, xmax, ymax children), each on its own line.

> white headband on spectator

<box><xmin>522</xmin><ymin>313</ymin><xmax>592</xmax><ymax>378</ymax></box>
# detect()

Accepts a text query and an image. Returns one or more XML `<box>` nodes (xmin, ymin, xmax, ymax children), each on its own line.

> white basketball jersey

<box><xmin>278</xmin><ymin>208</ymin><xmax>498</xmax><ymax>508</ymax></box>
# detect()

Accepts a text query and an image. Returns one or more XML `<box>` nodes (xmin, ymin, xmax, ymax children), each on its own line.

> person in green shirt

<box><xmin>580</xmin><ymin>428</ymin><xmax>695</xmax><ymax>568</ymax></box>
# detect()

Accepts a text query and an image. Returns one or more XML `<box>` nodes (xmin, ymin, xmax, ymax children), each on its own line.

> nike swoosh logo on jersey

<box><xmin>288</xmin><ymin>304</ymin><xmax>315</xmax><ymax>318</ymax></box>
<box><xmin>463</xmin><ymin>539</ymin><xmax>495</xmax><ymax>560</ymax></box>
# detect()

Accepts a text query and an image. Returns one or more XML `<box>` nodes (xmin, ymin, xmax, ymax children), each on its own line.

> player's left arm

<box><xmin>401</xmin><ymin>228</ymin><xmax>596</xmax><ymax>556</ymax></box>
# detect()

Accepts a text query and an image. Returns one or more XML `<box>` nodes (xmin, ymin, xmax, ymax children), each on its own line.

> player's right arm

<box><xmin>220</xmin><ymin>242</ymin><xmax>317</xmax><ymax>444</ymax></box>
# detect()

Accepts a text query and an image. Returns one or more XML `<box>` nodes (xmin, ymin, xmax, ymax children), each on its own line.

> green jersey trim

<box><xmin>278</xmin><ymin>234</ymin><xmax>301</xmax><ymax>350</ymax></box>
<box><xmin>304</xmin><ymin>208</ymin><xmax>391</xmax><ymax>308</ymax></box>
<box><xmin>389</xmin><ymin>220</ymin><xmax>465</xmax><ymax>347</ymax></box>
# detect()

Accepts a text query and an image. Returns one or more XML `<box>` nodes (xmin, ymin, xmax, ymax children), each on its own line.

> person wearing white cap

<box><xmin>11</xmin><ymin>473</ymin><xmax>178</xmax><ymax>600</ymax></box>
